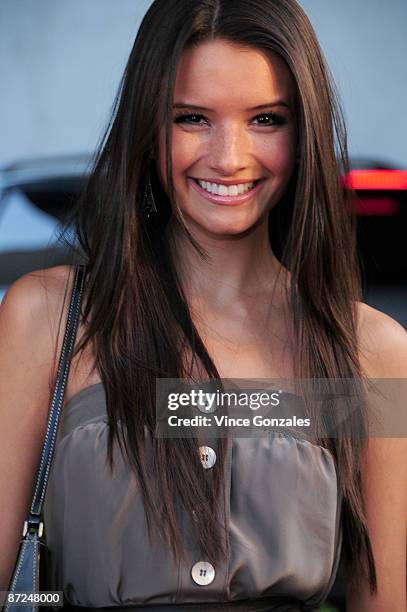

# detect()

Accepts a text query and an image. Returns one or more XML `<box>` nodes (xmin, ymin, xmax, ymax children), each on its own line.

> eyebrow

<box><xmin>173</xmin><ymin>100</ymin><xmax>291</xmax><ymax>111</ymax></box>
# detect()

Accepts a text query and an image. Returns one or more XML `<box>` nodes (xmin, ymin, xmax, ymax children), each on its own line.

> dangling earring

<box><xmin>142</xmin><ymin>165</ymin><xmax>158</xmax><ymax>220</ymax></box>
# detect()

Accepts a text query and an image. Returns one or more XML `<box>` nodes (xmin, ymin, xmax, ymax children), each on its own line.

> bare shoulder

<box><xmin>0</xmin><ymin>264</ymin><xmax>96</xmax><ymax>403</ymax></box>
<box><xmin>0</xmin><ymin>265</ymin><xmax>77</xmax><ymax>395</ymax></box>
<box><xmin>355</xmin><ymin>301</ymin><xmax>407</xmax><ymax>378</ymax></box>
<box><xmin>1</xmin><ymin>264</ymin><xmax>74</xmax><ymax>315</ymax></box>
<box><xmin>2</xmin><ymin>264</ymin><xmax>74</xmax><ymax>301</ymax></box>
<box><xmin>0</xmin><ymin>263</ymin><xmax>76</xmax><ymax>408</ymax></box>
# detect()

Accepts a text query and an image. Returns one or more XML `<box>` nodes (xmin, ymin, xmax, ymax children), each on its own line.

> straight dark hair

<box><xmin>61</xmin><ymin>0</ymin><xmax>376</xmax><ymax>594</ymax></box>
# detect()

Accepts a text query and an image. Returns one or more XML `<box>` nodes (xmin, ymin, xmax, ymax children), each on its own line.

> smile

<box><xmin>190</xmin><ymin>178</ymin><xmax>265</xmax><ymax>206</ymax></box>
<box><xmin>197</xmin><ymin>180</ymin><xmax>256</xmax><ymax>196</ymax></box>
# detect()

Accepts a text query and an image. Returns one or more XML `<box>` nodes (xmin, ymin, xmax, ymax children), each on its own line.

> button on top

<box><xmin>199</xmin><ymin>445</ymin><xmax>216</xmax><ymax>469</ymax></box>
<box><xmin>196</xmin><ymin>395</ymin><xmax>216</xmax><ymax>413</ymax></box>
<box><xmin>191</xmin><ymin>561</ymin><xmax>215</xmax><ymax>585</ymax></box>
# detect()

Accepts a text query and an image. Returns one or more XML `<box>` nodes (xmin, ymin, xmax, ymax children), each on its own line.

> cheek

<box><xmin>257</xmin><ymin>132</ymin><xmax>296</xmax><ymax>176</ymax></box>
<box><xmin>171</xmin><ymin>132</ymin><xmax>201</xmax><ymax>176</ymax></box>
<box><xmin>159</xmin><ymin>130</ymin><xmax>200</xmax><ymax>186</ymax></box>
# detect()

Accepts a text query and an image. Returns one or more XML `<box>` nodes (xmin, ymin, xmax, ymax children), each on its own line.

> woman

<box><xmin>1</xmin><ymin>0</ymin><xmax>406</xmax><ymax>610</ymax></box>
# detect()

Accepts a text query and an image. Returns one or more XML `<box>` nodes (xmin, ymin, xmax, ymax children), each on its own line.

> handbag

<box><xmin>4</xmin><ymin>263</ymin><xmax>87</xmax><ymax>612</ymax></box>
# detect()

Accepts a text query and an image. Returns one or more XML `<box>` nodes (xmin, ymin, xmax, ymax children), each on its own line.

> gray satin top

<box><xmin>43</xmin><ymin>383</ymin><xmax>342</xmax><ymax>611</ymax></box>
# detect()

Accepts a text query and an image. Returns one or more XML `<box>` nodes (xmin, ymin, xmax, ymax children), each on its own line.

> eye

<box><xmin>252</xmin><ymin>112</ymin><xmax>287</xmax><ymax>127</ymax></box>
<box><xmin>173</xmin><ymin>111</ymin><xmax>288</xmax><ymax>127</ymax></box>
<box><xmin>173</xmin><ymin>112</ymin><xmax>207</xmax><ymax>125</ymax></box>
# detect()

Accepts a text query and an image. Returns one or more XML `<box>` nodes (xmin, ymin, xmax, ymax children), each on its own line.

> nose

<box><xmin>207</xmin><ymin>123</ymin><xmax>249</xmax><ymax>176</ymax></box>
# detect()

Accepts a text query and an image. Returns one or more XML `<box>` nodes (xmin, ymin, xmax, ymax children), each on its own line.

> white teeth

<box><xmin>197</xmin><ymin>180</ymin><xmax>255</xmax><ymax>196</ymax></box>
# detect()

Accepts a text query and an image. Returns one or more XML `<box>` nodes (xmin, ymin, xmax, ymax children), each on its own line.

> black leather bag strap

<box><xmin>28</xmin><ymin>263</ymin><xmax>87</xmax><ymax>524</ymax></box>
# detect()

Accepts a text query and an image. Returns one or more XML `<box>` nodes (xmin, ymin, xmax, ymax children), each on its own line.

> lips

<box><xmin>189</xmin><ymin>177</ymin><xmax>266</xmax><ymax>206</ymax></box>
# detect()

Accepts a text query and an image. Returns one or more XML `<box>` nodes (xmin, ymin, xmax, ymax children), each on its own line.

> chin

<box><xmin>185</xmin><ymin>209</ymin><xmax>263</xmax><ymax>237</ymax></box>
<box><xmin>198</xmin><ymin>222</ymin><xmax>259</xmax><ymax>238</ymax></box>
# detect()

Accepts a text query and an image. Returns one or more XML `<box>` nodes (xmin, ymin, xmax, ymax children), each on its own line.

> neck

<box><xmin>165</xmin><ymin>214</ymin><xmax>288</xmax><ymax>309</ymax></box>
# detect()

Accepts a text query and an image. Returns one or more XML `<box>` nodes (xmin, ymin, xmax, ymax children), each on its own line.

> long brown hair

<box><xmin>62</xmin><ymin>0</ymin><xmax>376</xmax><ymax>594</ymax></box>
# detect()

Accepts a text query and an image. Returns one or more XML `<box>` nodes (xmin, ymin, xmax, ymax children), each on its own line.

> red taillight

<box><xmin>344</xmin><ymin>169</ymin><xmax>407</xmax><ymax>191</ymax></box>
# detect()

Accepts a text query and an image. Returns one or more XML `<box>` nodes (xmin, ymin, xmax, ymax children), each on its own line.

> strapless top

<box><xmin>43</xmin><ymin>383</ymin><xmax>342</xmax><ymax>611</ymax></box>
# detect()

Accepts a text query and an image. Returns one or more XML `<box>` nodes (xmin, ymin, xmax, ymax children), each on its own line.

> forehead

<box><xmin>173</xmin><ymin>38</ymin><xmax>295</xmax><ymax>109</ymax></box>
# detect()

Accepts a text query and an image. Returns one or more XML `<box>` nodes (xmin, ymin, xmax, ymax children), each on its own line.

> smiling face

<box><xmin>158</xmin><ymin>38</ymin><xmax>297</xmax><ymax>237</ymax></box>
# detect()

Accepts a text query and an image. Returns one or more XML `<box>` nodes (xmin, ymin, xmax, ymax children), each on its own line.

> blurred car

<box><xmin>0</xmin><ymin>154</ymin><xmax>89</xmax><ymax>301</ymax></box>
<box><xmin>345</xmin><ymin>159</ymin><xmax>407</xmax><ymax>328</ymax></box>
<box><xmin>0</xmin><ymin>154</ymin><xmax>406</xmax><ymax>329</ymax></box>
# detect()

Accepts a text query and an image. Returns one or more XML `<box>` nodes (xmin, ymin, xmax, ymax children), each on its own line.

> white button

<box><xmin>191</xmin><ymin>561</ymin><xmax>215</xmax><ymax>585</ymax></box>
<box><xmin>199</xmin><ymin>446</ymin><xmax>216</xmax><ymax>469</ymax></box>
<box><xmin>197</xmin><ymin>394</ymin><xmax>216</xmax><ymax>413</ymax></box>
